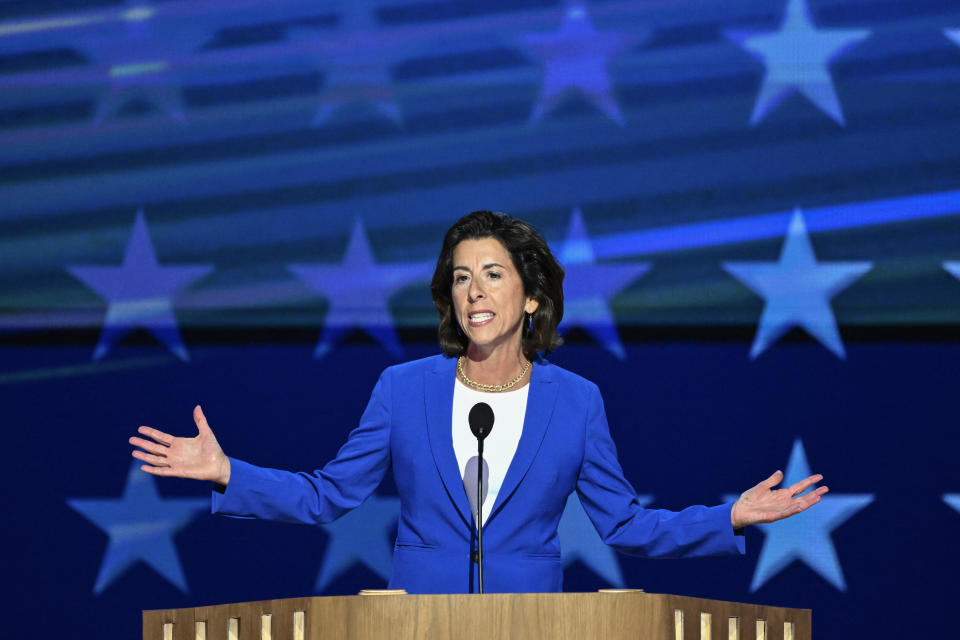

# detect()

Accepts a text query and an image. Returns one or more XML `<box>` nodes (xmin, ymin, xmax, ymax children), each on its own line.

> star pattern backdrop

<box><xmin>1</xmin><ymin>0</ymin><xmax>959</xmax><ymax>638</ymax></box>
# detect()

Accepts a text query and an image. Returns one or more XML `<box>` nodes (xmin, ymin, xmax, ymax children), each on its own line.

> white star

<box><xmin>555</xmin><ymin>207</ymin><xmax>651</xmax><ymax>359</ymax></box>
<box><xmin>723</xmin><ymin>209</ymin><xmax>872</xmax><ymax>359</ymax></box>
<box><xmin>314</xmin><ymin>494</ymin><xmax>399</xmax><ymax>592</ymax></box>
<box><xmin>66</xmin><ymin>460</ymin><xmax>207</xmax><ymax>594</ymax></box>
<box><xmin>725</xmin><ymin>0</ymin><xmax>870</xmax><ymax>125</ymax></box>
<box><xmin>67</xmin><ymin>210</ymin><xmax>213</xmax><ymax>361</ymax></box>
<box><xmin>725</xmin><ymin>439</ymin><xmax>872</xmax><ymax>591</ymax></box>
<box><xmin>288</xmin><ymin>219</ymin><xmax>432</xmax><ymax>359</ymax></box>
<box><xmin>559</xmin><ymin>492</ymin><xmax>652</xmax><ymax>587</ymax></box>
<box><xmin>517</xmin><ymin>2</ymin><xmax>646</xmax><ymax>124</ymax></box>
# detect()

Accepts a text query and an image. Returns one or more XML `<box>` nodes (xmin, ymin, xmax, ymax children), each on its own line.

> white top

<box><xmin>452</xmin><ymin>377</ymin><xmax>529</xmax><ymax>528</ymax></box>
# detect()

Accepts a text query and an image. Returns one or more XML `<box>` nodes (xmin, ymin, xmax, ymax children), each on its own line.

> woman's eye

<box><xmin>454</xmin><ymin>274</ymin><xmax>468</xmax><ymax>284</ymax></box>
<box><xmin>488</xmin><ymin>272</ymin><xmax>501</xmax><ymax>279</ymax></box>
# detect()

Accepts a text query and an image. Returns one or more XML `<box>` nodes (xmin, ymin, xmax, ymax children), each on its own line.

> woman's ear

<box><xmin>524</xmin><ymin>297</ymin><xmax>540</xmax><ymax>314</ymax></box>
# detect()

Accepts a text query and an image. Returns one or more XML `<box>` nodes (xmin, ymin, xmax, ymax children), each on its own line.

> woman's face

<box><xmin>451</xmin><ymin>237</ymin><xmax>539</xmax><ymax>356</ymax></box>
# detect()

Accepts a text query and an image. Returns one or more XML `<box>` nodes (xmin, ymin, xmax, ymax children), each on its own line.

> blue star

<box><xmin>517</xmin><ymin>2</ymin><xmax>646</xmax><ymax>124</ymax></box>
<box><xmin>945</xmin><ymin>495</ymin><xmax>960</xmax><ymax>514</ymax></box>
<box><xmin>74</xmin><ymin>2</ymin><xmax>208</xmax><ymax>123</ymax></box>
<box><xmin>722</xmin><ymin>209</ymin><xmax>872</xmax><ymax>359</ymax></box>
<box><xmin>945</xmin><ymin>262</ymin><xmax>960</xmax><ymax>281</ymax></box>
<box><xmin>314</xmin><ymin>494</ymin><xmax>400</xmax><ymax>592</ymax></box>
<box><xmin>945</xmin><ymin>29</ymin><xmax>960</xmax><ymax>47</ymax></box>
<box><xmin>559</xmin><ymin>492</ymin><xmax>652</xmax><ymax>587</ymax></box>
<box><xmin>288</xmin><ymin>219</ymin><xmax>432</xmax><ymax>359</ymax></box>
<box><xmin>724</xmin><ymin>439</ymin><xmax>872</xmax><ymax>592</ymax></box>
<box><xmin>555</xmin><ymin>207</ymin><xmax>650</xmax><ymax>359</ymax></box>
<box><xmin>66</xmin><ymin>460</ymin><xmax>207</xmax><ymax>594</ymax></box>
<box><xmin>725</xmin><ymin>0</ymin><xmax>870</xmax><ymax>125</ymax></box>
<box><xmin>287</xmin><ymin>1</ymin><xmax>407</xmax><ymax>126</ymax></box>
<box><xmin>67</xmin><ymin>210</ymin><xmax>213</xmax><ymax>361</ymax></box>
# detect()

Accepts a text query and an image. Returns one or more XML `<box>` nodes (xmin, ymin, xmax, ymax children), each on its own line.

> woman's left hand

<box><xmin>730</xmin><ymin>470</ymin><xmax>828</xmax><ymax>529</ymax></box>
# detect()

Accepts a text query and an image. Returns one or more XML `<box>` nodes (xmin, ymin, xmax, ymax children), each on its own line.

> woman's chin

<box><xmin>465</xmin><ymin>332</ymin><xmax>523</xmax><ymax>354</ymax></box>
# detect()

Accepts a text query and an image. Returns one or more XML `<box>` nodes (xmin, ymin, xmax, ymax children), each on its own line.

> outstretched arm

<box><xmin>730</xmin><ymin>470</ymin><xmax>828</xmax><ymax>529</ymax></box>
<box><xmin>130</xmin><ymin>405</ymin><xmax>231</xmax><ymax>486</ymax></box>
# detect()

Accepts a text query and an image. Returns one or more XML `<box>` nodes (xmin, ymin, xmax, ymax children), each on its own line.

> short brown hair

<box><xmin>430</xmin><ymin>211</ymin><xmax>564</xmax><ymax>361</ymax></box>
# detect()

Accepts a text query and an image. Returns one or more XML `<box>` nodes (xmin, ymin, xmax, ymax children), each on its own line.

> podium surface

<box><xmin>144</xmin><ymin>592</ymin><xmax>810</xmax><ymax>640</ymax></box>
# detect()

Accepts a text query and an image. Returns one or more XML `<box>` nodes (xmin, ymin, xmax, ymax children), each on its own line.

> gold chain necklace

<box><xmin>457</xmin><ymin>356</ymin><xmax>530</xmax><ymax>393</ymax></box>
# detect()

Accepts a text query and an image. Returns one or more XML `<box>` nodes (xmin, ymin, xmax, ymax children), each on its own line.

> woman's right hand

<box><xmin>130</xmin><ymin>405</ymin><xmax>231</xmax><ymax>486</ymax></box>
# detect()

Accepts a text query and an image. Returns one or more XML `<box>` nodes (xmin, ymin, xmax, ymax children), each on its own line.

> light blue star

<box><xmin>75</xmin><ymin>2</ymin><xmax>208</xmax><ymax>123</ymax></box>
<box><xmin>66</xmin><ymin>460</ymin><xmax>207</xmax><ymax>594</ymax></box>
<box><xmin>314</xmin><ymin>494</ymin><xmax>400</xmax><ymax>592</ymax></box>
<box><xmin>724</xmin><ymin>439</ymin><xmax>872</xmax><ymax>592</ymax></box>
<box><xmin>945</xmin><ymin>262</ymin><xmax>960</xmax><ymax>281</ymax></box>
<box><xmin>67</xmin><ymin>210</ymin><xmax>213</xmax><ymax>361</ymax></box>
<box><xmin>725</xmin><ymin>0</ymin><xmax>870</xmax><ymax>125</ymax></box>
<box><xmin>517</xmin><ymin>2</ymin><xmax>646</xmax><ymax>124</ymax></box>
<box><xmin>945</xmin><ymin>495</ymin><xmax>960</xmax><ymax>514</ymax></box>
<box><xmin>945</xmin><ymin>29</ymin><xmax>960</xmax><ymax>47</ymax></box>
<box><xmin>555</xmin><ymin>207</ymin><xmax>651</xmax><ymax>359</ymax></box>
<box><xmin>559</xmin><ymin>492</ymin><xmax>652</xmax><ymax>587</ymax></box>
<box><xmin>722</xmin><ymin>209</ymin><xmax>872</xmax><ymax>359</ymax></box>
<box><xmin>288</xmin><ymin>219</ymin><xmax>432</xmax><ymax>359</ymax></box>
<box><xmin>287</xmin><ymin>1</ymin><xmax>406</xmax><ymax>126</ymax></box>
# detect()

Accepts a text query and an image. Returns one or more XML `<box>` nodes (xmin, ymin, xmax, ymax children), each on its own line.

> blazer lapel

<box><xmin>488</xmin><ymin>360</ymin><xmax>559</xmax><ymax>524</ymax></box>
<box><xmin>424</xmin><ymin>356</ymin><xmax>473</xmax><ymax>527</ymax></box>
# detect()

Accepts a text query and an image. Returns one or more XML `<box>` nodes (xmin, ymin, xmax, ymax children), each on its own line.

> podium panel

<box><xmin>144</xmin><ymin>592</ymin><xmax>811</xmax><ymax>640</ymax></box>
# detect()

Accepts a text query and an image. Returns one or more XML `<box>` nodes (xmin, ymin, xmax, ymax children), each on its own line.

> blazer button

<box><xmin>471</xmin><ymin>550</ymin><xmax>479</xmax><ymax>563</ymax></box>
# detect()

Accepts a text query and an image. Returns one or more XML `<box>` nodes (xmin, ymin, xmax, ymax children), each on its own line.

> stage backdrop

<box><xmin>1</xmin><ymin>0</ymin><xmax>958</xmax><ymax>638</ymax></box>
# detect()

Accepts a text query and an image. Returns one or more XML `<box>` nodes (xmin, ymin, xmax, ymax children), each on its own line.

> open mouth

<box><xmin>468</xmin><ymin>312</ymin><xmax>495</xmax><ymax>326</ymax></box>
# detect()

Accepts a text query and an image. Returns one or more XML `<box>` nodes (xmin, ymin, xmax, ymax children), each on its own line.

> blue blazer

<box><xmin>212</xmin><ymin>354</ymin><xmax>744</xmax><ymax>593</ymax></box>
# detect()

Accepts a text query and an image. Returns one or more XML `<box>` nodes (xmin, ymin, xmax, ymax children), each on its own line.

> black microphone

<box><xmin>468</xmin><ymin>402</ymin><xmax>494</xmax><ymax>594</ymax></box>
<box><xmin>469</xmin><ymin>402</ymin><xmax>494</xmax><ymax>444</ymax></box>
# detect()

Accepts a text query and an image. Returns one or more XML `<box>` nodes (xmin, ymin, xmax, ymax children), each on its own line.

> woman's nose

<box><xmin>468</xmin><ymin>279</ymin><xmax>484</xmax><ymax>301</ymax></box>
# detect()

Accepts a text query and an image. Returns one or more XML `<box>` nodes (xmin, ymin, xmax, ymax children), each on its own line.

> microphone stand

<box><xmin>468</xmin><ymin>401</ymin><xmax>493</xmax><ymax>594</ymax></box>
<box><xmin>476</xmin><ymin>437</ymin><xmax>485</xmax><ymax>594</ymax></box>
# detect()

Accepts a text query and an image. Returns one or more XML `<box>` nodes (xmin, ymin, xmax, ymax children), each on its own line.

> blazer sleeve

<box><xmin>576</xmin><ymin>383</ymin><xmax>745</xmax><ymax>558</ymax></box>
<box><xmin>210</xmin><ymin>370</ymin><xmax>393</xmax><ymax>524</ymax></box>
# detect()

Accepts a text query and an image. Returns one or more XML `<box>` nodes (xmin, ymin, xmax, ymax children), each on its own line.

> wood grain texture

<box><xmin>143</xmin><ymin>604</ymin><xmax>194</xmax><ymax>640</ymax></box>
<box><xmin>143</xmin><ymin>592</ymin><xmax>812</xmax><ymax>640</ymax></box>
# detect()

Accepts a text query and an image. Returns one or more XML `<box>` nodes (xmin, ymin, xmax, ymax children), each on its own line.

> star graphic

<box><xmin>555</xmin><ymin>207</ymin><xmax>651</xmax><ymax>359</ymax></box>
<box><xmin>944</xmin><ymin>262</ymin><xmax>960</xmax><ymax>281</ymax></box>
<box><xmin>75</xmin><ymin>2</ymin><xmax>209</xmax><ymax>123</ymax></box>
<box><xmin>517</xmin><ymin>2</ymin><xmax>647</xmax><ymax>124</ymax></box>
<box><xmin>67</xmin><ymin>210</ymin><xmax>213</xmax><ymax>361</ymax></box>
<box><xmin>314</xmin><ymin>494</ymin><xmax>400</xmax><ymax>592</ymax></box>
<box><xmin>559</xmin><ymin>492</ymin><xmax>652</xmax><ymax>587</ymax></box>
<box><xmin>945</xmin><ymin>29</ymin><xmax>960</xmax><ymax>47</ymax></box>
<box><xmin>945</xmin><ymin>495</ymin><xmax>960</xmax><ymax>514</ymax></box>
<box><xmin>66</xmin><ymin>460</ymin><xmax>208</xmax><ymax>594</ymax></box>
<box><xmin>287</xmin><ymin>1</ymin><xmax>406</xmax><ymax>126</ymax></box>
<box><xmin>724</xmin><ymin>439</ymin><xmax>872</xmax><ymax>592</ymax></box>
<box><xmin>288</xmin><ymin>219</ymin><xmax>432</xmax><ymax>359</ymax></box>
<box><xmin>724</xmin><ymin>0</ymin><xmax>870</xmax><ymax>125</ymax></box>
<box><xmin>722</xmin><ymin>209</ymin><xmax>872</xmax><ymax>359</ymax></box>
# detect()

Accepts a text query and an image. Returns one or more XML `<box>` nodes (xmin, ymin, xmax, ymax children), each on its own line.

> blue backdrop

<box><xmin>2</xmin><ymin>0</ymin><xmax>959</xmax><ymax>638</ymax></box>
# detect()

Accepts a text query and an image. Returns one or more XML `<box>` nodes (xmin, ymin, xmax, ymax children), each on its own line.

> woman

<box><xmin>130</xmin><ymin>211</ymin><xmax>827</xmax><ymax>594</ymax></box>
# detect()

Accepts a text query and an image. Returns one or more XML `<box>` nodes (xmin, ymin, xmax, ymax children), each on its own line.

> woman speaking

<box><xmin>130</xmin><ymin>210</ymin><xmax>827</xmax><ymax>594</ymax></box>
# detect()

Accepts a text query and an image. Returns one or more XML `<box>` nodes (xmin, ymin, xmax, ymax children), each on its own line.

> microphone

<box><xmin>468</xmin><ymin>402</ymin><xmax>494</xmax><ymax>594</ymax></box>
<box><xmin>469</xmin><ymin>402</ymin><xmax>494</xmax><ymax>444</ymax></box>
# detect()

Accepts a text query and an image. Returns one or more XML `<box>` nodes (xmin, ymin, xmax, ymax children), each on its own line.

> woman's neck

<box><xmin>462</xmin><ymin>343</ymin><xmax>530</xmax><ymax>387</ymax></box>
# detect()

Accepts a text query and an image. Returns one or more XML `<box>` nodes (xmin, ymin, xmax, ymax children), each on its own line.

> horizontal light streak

<box><xmin>109</xmin><ymin>61</ymin><xmax>169</xmax><ymax>78</ymax></box>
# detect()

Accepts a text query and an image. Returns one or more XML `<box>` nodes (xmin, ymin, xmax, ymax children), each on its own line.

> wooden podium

<box><xmin>143</xmin><ymin>592</ymin><xmax>810</xmax><ymax>640</ymax></box>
